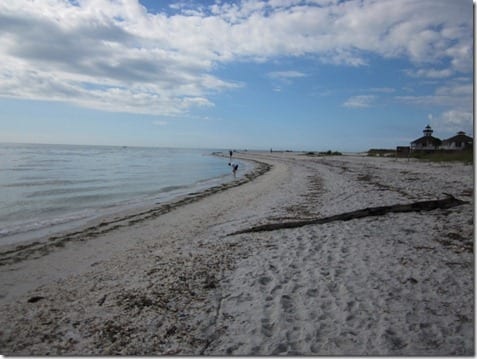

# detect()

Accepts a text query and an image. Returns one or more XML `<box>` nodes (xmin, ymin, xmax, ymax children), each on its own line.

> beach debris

<box><xmin>163</xmin><ymin>348</ymin><xmax>182</xmax><ymax>355</ymax></box>
<box><xmin>165</xmin><ymin>325</ymin><xmax>177</xmax><ymax>338</ymax></box>
<box><xmin>229</xmin><ymin>194</ymin><xmax>469</xmax><ymax>235</ymax></box>
<box><xmin>97</xmin><ymin>294</ymin><xmax>107</xmax><ymax>306</ymax></box>
<box><xmin>27</xmin><ymin>296</ymin><xmax>45</xmax><ymax>303</ymax></box>
<box><xmin>402</xmin><ymin>277</ymin><xmax>418</xmax><ymax>285</ymax></box>
<box><xmin>436</xmin><ymin>231</ymin><xmax>473</xmax><ymax>253</ymax></box>
<box><xmin>203</xmin><ymin>274</ymin><xmax>217</xmax><ymax>289</ymax></box>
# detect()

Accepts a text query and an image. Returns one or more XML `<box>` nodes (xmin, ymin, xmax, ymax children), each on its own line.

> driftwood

<box><xmin>229</xmin><ymin>194</ymin><xmax>468</xmax><ymax>236</ymax></box>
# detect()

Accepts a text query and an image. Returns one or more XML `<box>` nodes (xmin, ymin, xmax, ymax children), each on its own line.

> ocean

<box><xmin>0</xmin><ymin>143</ymin><xmax>248</xmax><ymax>246</ymax></box>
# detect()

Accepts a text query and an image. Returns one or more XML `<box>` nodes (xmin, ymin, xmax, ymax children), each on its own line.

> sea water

<box><xmin>0</xmin><ymin>143</ymin><xmax>249</xmax><ymax>246</ymax></box>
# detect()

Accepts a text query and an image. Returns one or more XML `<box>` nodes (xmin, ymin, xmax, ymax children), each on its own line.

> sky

<box><xmin>0</xmin><ymin>0</ymin><xmax>474</xmax><ymax>152</ymax></box>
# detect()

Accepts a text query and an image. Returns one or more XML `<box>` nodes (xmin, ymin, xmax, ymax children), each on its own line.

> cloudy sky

<box><xmin>0</xmin><ymin>0</ymin><xmax>473</xmax><ymax>151</ymax></box>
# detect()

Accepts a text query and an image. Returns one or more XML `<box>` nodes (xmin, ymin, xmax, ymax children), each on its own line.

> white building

<box><xmin>441</xmin><ymin>131</ymin><xmax>473</xmax><ymax>150</ymax></box>
<box><xmin>410</xmin><ymin>125</ymin><xmax>442</xmax><ymax>151</ymax></box>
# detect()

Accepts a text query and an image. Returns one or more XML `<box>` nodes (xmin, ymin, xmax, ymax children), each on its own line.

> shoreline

<box><xmin>0</xmin><ymin>147</ymin><xmax>254</xmax><ymax>249</ymax></box>
<box><xmin>0</xmin><ymin>152</ymin><xmax>473</xmax><ymax>355</ymax></box>
<box><xmin>0</xmin><ymin>153</ymin><xmax>270</xmax><ymax>266</ymax></box>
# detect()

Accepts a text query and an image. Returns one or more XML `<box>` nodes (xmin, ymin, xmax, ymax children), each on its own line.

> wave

<box><xmin>0</xmin><ymin>209</ymin><xmax>96</xmax><ymax>240</ymax></box>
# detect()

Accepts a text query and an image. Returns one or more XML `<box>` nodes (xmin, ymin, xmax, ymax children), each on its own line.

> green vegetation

<box><xmin>366</xmin><ymin>148</ymin><xmax>473</xmax><ymax>164</ymax></box>
<box><xmin>305</xmin><ymin>150</ymin><xmax>342</xmax><ymax>156</ymax></box>
<box><xmin>410</xmin><ymin>149</ymin><xmax>474</xmax><ymax>164</ymax></box>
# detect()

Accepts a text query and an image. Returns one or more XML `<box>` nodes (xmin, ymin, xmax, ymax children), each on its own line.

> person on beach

<box><xmin>232</xmin><ymin>163</ymin><xmax>238</xmax><ymax>178</ymax></box>
<box><xmin>229</xmin><ymin>150</ymin><xmax>233</xmax><ymax>161</ymax></box>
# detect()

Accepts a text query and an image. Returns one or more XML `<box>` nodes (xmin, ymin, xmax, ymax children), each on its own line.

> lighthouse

<box><xmin>410</xmin><ymin>125</ymin><xmax>441</xmax><ymax>151</ymax></box>
<box><xmin>423</xmin><ymin>125</ymin><xmax>433</xmax><ymax>137</ymax></box>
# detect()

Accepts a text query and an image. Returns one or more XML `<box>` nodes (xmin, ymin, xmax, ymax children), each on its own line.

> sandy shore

<box><xmin>0</xmin><ymin>152</ymin><xmax>473</xmax><ymax>355</ymax></box>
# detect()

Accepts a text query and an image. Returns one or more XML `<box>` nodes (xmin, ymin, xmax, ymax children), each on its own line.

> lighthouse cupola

<box><xmin>423</xmin><ymin>125</ymin><xmax>433</xmax><ymax>137</ymax></box>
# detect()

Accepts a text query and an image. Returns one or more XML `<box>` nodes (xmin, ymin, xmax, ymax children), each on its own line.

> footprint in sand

<box><xmin>270</xmin><ymin>284</ymin><xmax>282</xmax><ymax>296</ymax></box>
<box><xmin>261</xmin><ymin>318</ymin><xmax>275</xmax><ymax>338</ymax></box>
<box><xmin>258</xmin><ymin>276</ymin><xmax>272</xmax><ymax>286</ymax></box>
<box><xmin>272</xmin><ymin>343</ymin><xmax>288</xmax><ymax>355</ymax></box>
<box><xmin>280</xmin><ymin>294</ymin><xmax>294</xmax><ymax>312</ymax></box>
<box><xmin>306</xmin><ymin>288</ymin><xmax>319</xmax><ymax>297</ymax></box>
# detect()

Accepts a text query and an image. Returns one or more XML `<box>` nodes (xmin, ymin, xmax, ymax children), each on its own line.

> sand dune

<box><xmin>0</xmin><ymin>152</ymin><xmax>473</xmax><ymax>355</ymax></box>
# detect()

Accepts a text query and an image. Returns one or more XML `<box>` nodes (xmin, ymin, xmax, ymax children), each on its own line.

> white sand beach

<box><xmin>0</xmin><ymin>151</ymin><xmax>473</xmax><ymax>355</ymax></box>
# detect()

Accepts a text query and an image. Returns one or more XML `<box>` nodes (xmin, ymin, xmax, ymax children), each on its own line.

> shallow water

<box><xmin>0</xmin><ymin>143</ymin><xmax>246</xmax><ymax>245</ymax></box>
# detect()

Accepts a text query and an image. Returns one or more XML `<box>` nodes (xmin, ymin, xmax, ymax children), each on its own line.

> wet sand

<box><xmin>0</xmin><ymin>152</ymin><xmax>473</xmax><ymax>355</ymax></box>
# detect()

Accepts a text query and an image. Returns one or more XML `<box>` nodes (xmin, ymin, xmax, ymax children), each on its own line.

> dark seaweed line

<box><xmin>0</xmin><ymin>158</ymin><xmax>272</xmax><ymax>266</ymax></box>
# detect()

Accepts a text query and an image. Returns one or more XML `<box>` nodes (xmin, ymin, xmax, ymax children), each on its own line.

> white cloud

<box><xmin>397</xmin><ymin>80</ymin><xmax>473</xmax><ymax>136</ymax></box>
<box><xmin>440</xmin><ymin>110</ymin><xmax>473</xmax><ymax>127</ymax></box>
<box><xmin>431</xmin><ymin>110</ymin><xmax>473</xmax><ymax>135</ymax></box>
<box><xmin>369</xmin><ymin>87</ymin><xmax>395</xmax><ymax>93</ymax></box>
<box><xmin>267</xmin><ymin>70</ymin><xmax>306</xmax><ymax>88</ymax></box>
<box><xmin>396</xmin><ymin>83</ymin><xmax>472</xmax><ymax>110</ymax></box>
<box><xmin>267</xmin><ymin>71</ymin><xmax>306</xmax><ymax>80</ymax></box>
<box><xmin>405</xmin><ymin>68</ymin><xmax>454</xmax><ymax>79</ymax></box>
<box><xmin>0</xmin><ymin>0</ymin><xmax>472</xmax><ymax>116</ymax></box>
<box><xmin>343</xmin><ymin>95</ymin><xmax>376</xmax><ymax>108</ymax></box>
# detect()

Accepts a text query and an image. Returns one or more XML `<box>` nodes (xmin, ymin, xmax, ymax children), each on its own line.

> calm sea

<box><xmin>0</xmin><ymin>143</ymin><xmax>249</xmax><ymax>246</ymax></box>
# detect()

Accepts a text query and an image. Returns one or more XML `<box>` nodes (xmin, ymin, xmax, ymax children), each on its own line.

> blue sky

<box><xmin>0</xmin><ymin>0</ymin><xmax>473</xmax><ymax>151</ymax></box>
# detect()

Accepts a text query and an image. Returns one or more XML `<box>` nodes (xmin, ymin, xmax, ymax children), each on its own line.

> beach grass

<box><xmin>367</xmin><ymin>148</ymin><xmax>474</xmax><ymax>164</ymax></box>
<box><xmin>411</xmin><ymin>149</ymin><xmax>473</xmax><ymax>164</ymax></box>
<box><xmin>304</xmin><ymin>150</ymin><xmax>343</xmax><ymax>156</ymax></box>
